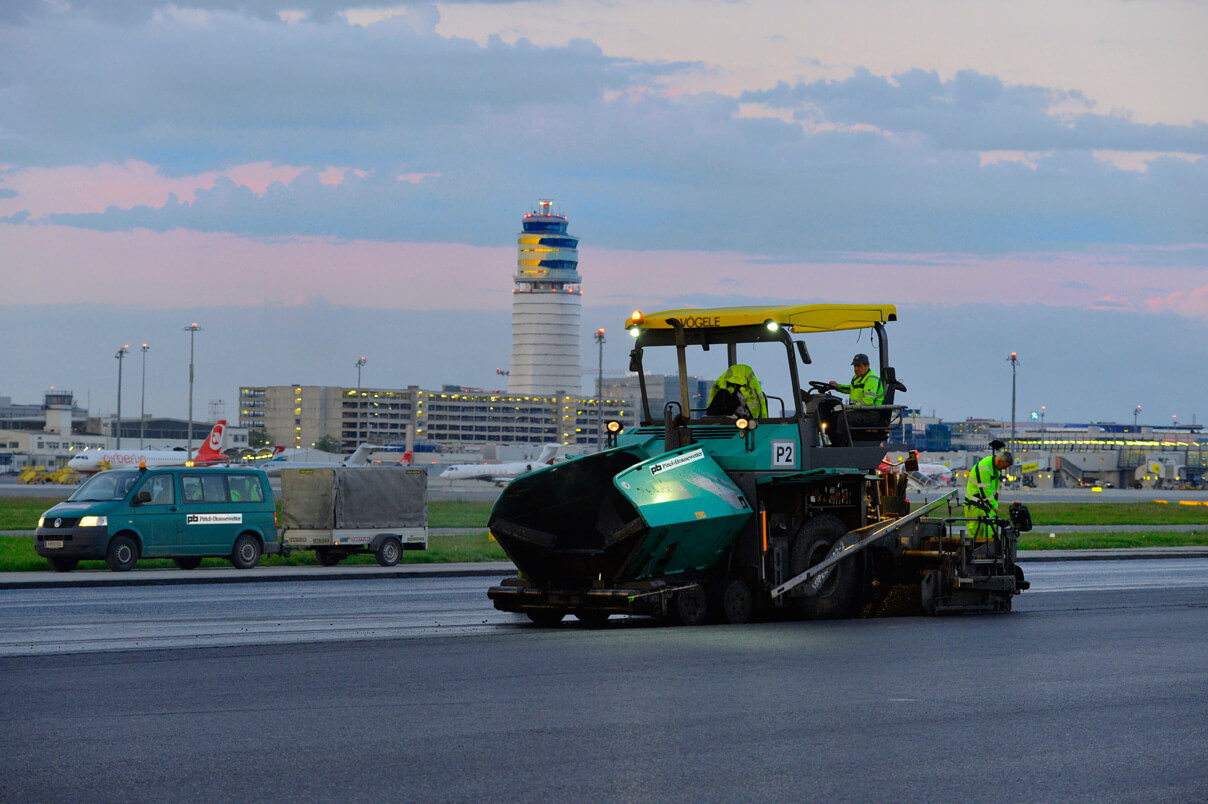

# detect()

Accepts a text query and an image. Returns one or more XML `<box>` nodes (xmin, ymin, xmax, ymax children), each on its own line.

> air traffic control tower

<box><xmin>507</xmin><ymin>200</ymin><xmax>582</xmax><ymax>396</ymax></box>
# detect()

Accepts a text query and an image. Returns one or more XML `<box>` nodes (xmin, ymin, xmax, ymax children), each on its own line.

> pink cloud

<box><xmin>0</xmin><ymin>161</ymin><xmax>305</xmax><ymax>218</ymax></box>
<box><xmin>2</xmin><ymin>224</ymin><xmax>1204</xmax><ymax>322</ymax></box>
<box><xmin>1145</xmin><ymin>285</ymin><xmax>1208</xmax><ymax>317</ymax></box>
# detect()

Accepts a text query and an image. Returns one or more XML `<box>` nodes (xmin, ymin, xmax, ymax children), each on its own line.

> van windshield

<box><xmin>68</xmin><ymin>470</ymin><xmax>142</xmax><ymax>502</ymax></box>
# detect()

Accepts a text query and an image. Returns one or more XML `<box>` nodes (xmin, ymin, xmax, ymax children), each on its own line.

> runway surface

<box><xmin>1</xmin><ymin>560</ymin><xmax>1205</xmax><ymax>801</ymax></box>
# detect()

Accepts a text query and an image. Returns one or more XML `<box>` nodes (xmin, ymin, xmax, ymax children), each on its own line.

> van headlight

<box><xmin>38</xmin><ymin>516</ymin><xmax>45</xmax><ymax>528</ymax></box>
<box><xmin>79</xmin><ymin>516</ymin><xmax>108</xmax><ymax>528</ymax></box>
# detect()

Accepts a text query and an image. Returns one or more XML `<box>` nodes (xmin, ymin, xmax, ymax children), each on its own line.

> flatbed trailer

<box><xmin>278</xmin><ymin>465</ymin><xmax>428</xmax><ymax>567</ymax></box>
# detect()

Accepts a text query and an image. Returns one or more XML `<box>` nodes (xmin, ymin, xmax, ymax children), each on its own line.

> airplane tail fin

<box><xmin>536</xmin><ymin>443</ymin><xmax>561</xmax><ymax>465</ymax></box>
<box><xmin>345</xmin><ymin>443</ymin><xmax>377</xmax><ymax>466</ymax></box>
<box><xmin>401</xmin><ymin>450</ymin><xmax>413</xmax><ymax>465</ymax></box>
<box><xmin>271</xmin><ymin>445</ymin><xmax>286</xmax><ymax>457</ymax></box>
<box><xmin>194</xmin><ymin>420</ymin><xmax>227</xmax><ymax>464</ymax></box>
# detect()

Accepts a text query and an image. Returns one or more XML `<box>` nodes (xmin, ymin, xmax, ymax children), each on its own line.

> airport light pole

<box><xmin>184</xmin><ymin>323</ymin><xmax>202</xmax><ymax>457</ymax></box>
<box><xmin>139</xmin><ymin>343</ymin><xmax>149</xmax><ymax>449</ymax></box>
<box><xmin>1007</xmin><ymin>352</ymin><xmax>1019</xmax><ymax>452</ymax></box>
<box><xmin>1134</xmin><ymin>405</ymin><xmax>1142</xmax><ymax>431</ymax></box>
<box><xmin>115</xmin><ymin>345</ymin><xmax>129</xmax><ymax>448</ymax></box>
<box><xmin>355</xmin><ymin>356</ymin><xmax>367</xmax><ymax>447</ymax></box>
<box><xmin>594</xmin><ymin>328</ymin><xmax>606</xmax><ymax>448</ymax></box>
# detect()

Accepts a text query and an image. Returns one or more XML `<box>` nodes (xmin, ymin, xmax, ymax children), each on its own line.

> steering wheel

<box><xmin>807</xmin><ymin>381</ymin><xmax>834</xmax><ymax>395</ymax></box>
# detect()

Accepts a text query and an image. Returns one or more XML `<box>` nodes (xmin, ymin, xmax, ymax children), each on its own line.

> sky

<box><xmin>1</xmin><ymin>0</ymin><xmax>1205</xmax><ymax>429</ymax></box>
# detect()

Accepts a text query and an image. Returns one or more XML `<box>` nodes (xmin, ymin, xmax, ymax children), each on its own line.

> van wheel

<box><xmin>230</xmin><ymin>534</ymin><xmax>261</xmax><ymax>569</ymax></box>
<box><xmin>314</xmin><ymin>547</ymin><xmax>342</xmax><ymax>566</ymax></box>
<box><xmin>375</xmin><ymin>537</ymin><xmax>402</xmax><ymax>567</ymax></box>
<box><xmin>173</xmin><ymin>557</ymin><xmax>203</xmax><ymax>570</ymax></box>
<box><xmin>790</xmin><ymin>515</ymin><xmax>859</xmax><ymax>620</ymax></box>
<box><xmin>105</xmin><ymin>535</ymin><xmax>139</xmax><ymax>572</ymax></box>
<box><xmin>47</xmin><ymin>557</ymin><xmax>78</xmax><ymax>573</ymax></box>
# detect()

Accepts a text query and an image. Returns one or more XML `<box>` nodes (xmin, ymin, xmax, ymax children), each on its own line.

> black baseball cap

<box><xmin>852</xmin><ymin>353</ymin><xmax>869</xmax><ymax>365</ymax></box>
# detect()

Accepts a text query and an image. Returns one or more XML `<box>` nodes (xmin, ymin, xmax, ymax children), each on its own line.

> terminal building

<box><xmin>237</xmin><ymin>384</ymin><xmax>633</xmax><ymax>455</ymax></box>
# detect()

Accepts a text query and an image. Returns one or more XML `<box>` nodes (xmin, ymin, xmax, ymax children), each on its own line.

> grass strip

<box><xmin>909</xmin><ymin>500</ymin><xmax>1208</xmax><ymax>526</ymax></box>
<box><xmin>0</xmin><ymin>531</ymin><xmax>507</xmax><ymax>573</ymax></box>
<box><xmin>1</xmin><ymin>497</ymin><xmax>493</xmax><ymax>530</ymax></box>
<box><xmin>1019</xmin><ymin>530</ymin><xmax>1208</xmax><ymax>551</ymax></box>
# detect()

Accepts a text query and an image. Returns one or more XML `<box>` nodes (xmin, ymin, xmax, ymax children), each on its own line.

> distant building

<box><xmin>238</xmin><ymin>384</ymin><xmax>634</xmax><ymax>454</ymax></box>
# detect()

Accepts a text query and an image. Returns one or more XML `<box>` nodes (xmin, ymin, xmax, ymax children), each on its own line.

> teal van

<box><xmin>34</xmin><ymin>466</ymin><xmax>279</xmax><ymax>572</ymax></box>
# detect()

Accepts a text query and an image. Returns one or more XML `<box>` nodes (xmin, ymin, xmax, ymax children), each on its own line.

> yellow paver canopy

<box><xmin>625</xmin><ymin>303</ymin><xmax>897</xmax><ymax>334</ymax></box>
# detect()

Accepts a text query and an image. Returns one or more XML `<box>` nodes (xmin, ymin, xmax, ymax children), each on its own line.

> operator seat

<box><xmin>706</xmin><ymin>364</ymin><xmax>767</xmax><ymax>419</ymax></box>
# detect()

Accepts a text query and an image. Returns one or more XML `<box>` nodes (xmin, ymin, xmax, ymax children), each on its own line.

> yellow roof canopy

<box><xmin>625</xmin><ymin>303</ymin><xmax>897</xmax><ymax>334</ymax></box>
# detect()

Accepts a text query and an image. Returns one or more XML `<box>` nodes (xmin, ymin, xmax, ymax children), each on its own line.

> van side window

<box><xmin>182</xmin><ymin>476</ymin><xmax>203</xmax><ymax>502</ymax></box>
<box><xmin>200</xmin><ymin>475</ymin><xmax>226</xmax><ymax>502</ymax></box>
<box><xmin>182</xmin><ymin>475</ymin><xmax>226</xmax><ymax>503</ymax></box>
<box><xmin>228</xmin><ymin>475</ymin><xmax>264</xmax><ymax>503</ymax></box>
<box><xmin>146</xmin><ymin>475</ymin><xmax>175</xmax><ymax>505</ymax></box>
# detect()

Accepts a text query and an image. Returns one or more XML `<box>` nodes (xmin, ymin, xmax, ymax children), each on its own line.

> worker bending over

<box><xmin>964</xmin><ymin>449</ymin><xmax>1013</xmax><ymax>539</ymax></box>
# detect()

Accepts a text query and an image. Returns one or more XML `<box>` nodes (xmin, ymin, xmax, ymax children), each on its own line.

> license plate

<box><xmin>44</xmin><ymin>540</ymin><xmax>63</xmax><ymax>549</ymax></box>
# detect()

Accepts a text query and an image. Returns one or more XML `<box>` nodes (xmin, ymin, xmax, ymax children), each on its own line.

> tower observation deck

<box><xmin>507</xmin><ymin>200</ymin><xmax>582</xmax><ymax>396</ymax></box>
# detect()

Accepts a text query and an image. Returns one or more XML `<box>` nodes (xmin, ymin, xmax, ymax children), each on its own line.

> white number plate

<box><xmin>44</xmin><ymin>540</ymin><xmax>64</xmax><ymax>549</ymax></box>
<box><xmin>771</xmin><ymin>440</ymin><xmax>797</xmax><ymax>468</ymax></box>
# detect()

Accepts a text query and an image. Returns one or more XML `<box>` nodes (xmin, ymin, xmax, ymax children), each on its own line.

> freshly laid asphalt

<box><xmin>4</xmin><ymin>547</ymin><xmax>1208</xmax><ymax>590</ymax></box>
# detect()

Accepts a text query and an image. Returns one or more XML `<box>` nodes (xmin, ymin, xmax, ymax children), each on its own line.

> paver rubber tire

<box><xmin>790</xmin><ymin>514</ymin><xmax>859</xmax><ymax>620</ymax></box>
<box><xmin>105</xmin><ymin>535</ymin><xmax>139</xmax><ymax>572</ymax></box>
<box><xmin>375</xmin><ymin>537</ymin><xmax>402</xmax><ymax>567</ymax></box>
<box><xmin>526</xmin><ymin>610</ymin><xmax>566</xmax><ymax>627</ymax></box>
<box><xmin>674</xmin><ymin>585</ymin><xmax>708</xmax><ymax>626</ymax></box>
<box><xmin>722</xmin><ymin>579</ymin><xmax>755</xmax><ymax>625</ymax></box>
<box><xmin>47</xmin><ymin>556</ymin><xmax>79</xmax><ymax>573</ymax></box>
<box><xmin>173</xmin><ymin>556</ymin><xmax>203</xmax><ymax>570</ymax></box>
<box><xmin>230</xmin><ymin>534</ymin><xmax>261</xmax><ymax>570</ymax></box>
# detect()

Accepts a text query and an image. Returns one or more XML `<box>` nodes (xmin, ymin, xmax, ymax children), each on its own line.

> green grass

<box><xmin>0</xmin><ymin>496</ymin><xmax>68</xmax><ymax>530</ymax></box>
<box><xmin>0</xmin><ymin>531</ymin><xmax>507</xmax><ymax>572</ymax></box>
<box><xmin>2</xmin><ymin>497</ymin><xmax>493</xmax><ymax>530</ymax></box>
<box><xmin>1024</xmin><ymin>502</ymin><xmax>1208</xmax><ymax>526</ymax></box>
<box><xmin>910</xmin><ymin>500</ymin><xmax>1208</xmax><ymax>526</ymax></box>
<box><xmin>1019</xmin><ymin>530</ymin><xmax>1208</xmax><ymax>551</ymax></box>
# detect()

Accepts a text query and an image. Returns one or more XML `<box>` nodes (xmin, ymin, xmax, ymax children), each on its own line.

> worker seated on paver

<box><xmin>705</xmin><ymin>364</ymin><xmax>768</xmax><ymax>419</ymax></box>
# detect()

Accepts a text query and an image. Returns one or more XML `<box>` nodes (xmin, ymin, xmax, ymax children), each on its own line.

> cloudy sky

<box><xmin>1</xmin><ymin>0</ymin><xmax>1205</xmax><ymax>429</ymax></box>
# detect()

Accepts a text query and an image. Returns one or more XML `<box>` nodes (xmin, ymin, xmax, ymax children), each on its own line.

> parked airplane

<box><xmin>67</xmin><ymin>421</ymin><xmax>230</xmax><ymax>474</ymax></box>
<box><xmin>261</xmin><ymin>443</ymin><xmax>380</xmax><ymax>475</ymax></box>
<box><xmin>439</xmin><ymin>444</ymin><xmax>563</xmax><ymax>485</ymax></box>
<box><xmin>879</xmin><ymin>453</ymin><xmax>955</xmax><ymax>489</ymax></box>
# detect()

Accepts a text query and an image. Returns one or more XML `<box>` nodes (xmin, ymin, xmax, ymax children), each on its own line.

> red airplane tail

<box><xmin>401</xmin><ymin>450</ymin><xmax>413</xmax><ymax>465</ymax></box>
<box><xmin>194</xmin><ymin>420</ymin><xmax>228</xmax><ymax>465</ymax></box>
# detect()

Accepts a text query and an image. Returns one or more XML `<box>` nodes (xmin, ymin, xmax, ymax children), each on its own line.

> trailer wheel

<box><xmin>375</xmin><ymin>537</ymin><xmax>402</xmax><ymax>567</ymax></box>
<box><xmin>47</xmin><ymin>557</ymin><xmax>78</xmax><ymax>573</ymax></box>
<box><xmin>314</xmin><ymin>547</ymin><xmax>342</xmax><ymax>566</ymax></box>
<box><xmin>173</xmin><ymin>557</ymin><xmax>203</xmax><ymax>570</ymax></box>
<box><xmin>526</xmin><ymin>610</ymin><xmax>566</xmax><ymax>627</ymax></box>
<box><xmin>105</xmin><ymin>534</ymin><xmax>139</xmax><ymax>572</ymax></box>
<box><xmin>673</xmin><ymin>585</ymin><xmax>708</xmax><ymax>626</ymax></box>
<box><xmin>722</xmin><ymin>579</ymin><xmax>754</xmax><ymax>625</ymax></box>
<box><xmin>790</xmin><ymin>515</ymin><xmax>859</xmax><ymax>620</ymax></box>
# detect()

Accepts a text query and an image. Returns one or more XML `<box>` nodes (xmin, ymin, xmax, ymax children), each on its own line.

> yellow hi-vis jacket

<box><xmin>965</xmin><ymin>455</ymin><xmax>1002</xmax><ymax>514</ymax></box>
<box><xmin>836</xmin><ymin>372</ymin><xmax>885</xmax><ymax>406</ymax></box>
<box><xmin>708</xmin><ymin>364</ymin><xmax>768</xmax><ymax>418</ymax></box>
